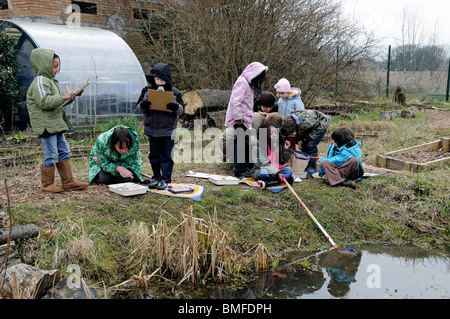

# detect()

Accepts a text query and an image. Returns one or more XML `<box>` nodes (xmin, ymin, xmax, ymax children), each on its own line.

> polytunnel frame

<box><xmin>0</xmin><ymin>19</ymin><xmax>147</xmax><ymax>129</ymax></box>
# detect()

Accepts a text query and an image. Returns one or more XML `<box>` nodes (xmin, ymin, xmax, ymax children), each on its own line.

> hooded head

<box><xmin>240</xmin><ymin>62</ymin><xmax>268</xmax><ymax>97</ymax></box>
<box><xmin>145</xmin><ymin>63</ymin><xmax>173</xmax><ymax>91</ymax></box>
<box><xmin>31</xmin><ymin>48</ymin><xmax>58</xmax><ymax>79</ymax></box>
<box><xmin>240</xmin><ymin>62</ymin><xmax>268</xmax><ymax>84</ymax></box>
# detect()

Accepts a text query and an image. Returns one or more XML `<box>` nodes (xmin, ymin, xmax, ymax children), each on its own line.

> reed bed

<box><xmin>120</xmin><ymin>206</ymin><xmax>257</xmax><ymax>289</ymax></box>
<box><xmin>153</xmin><ymin>207</ymin><xmax>246</xmax><ymax>285</ymax></box>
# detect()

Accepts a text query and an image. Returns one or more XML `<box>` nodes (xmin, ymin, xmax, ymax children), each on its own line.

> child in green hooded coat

<box><xmin>27</xmin><ymin>48</ymin><xmax>88</xmax><ymax>193</ymax></box>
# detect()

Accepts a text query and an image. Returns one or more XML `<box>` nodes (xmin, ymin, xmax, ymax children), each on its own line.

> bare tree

<box><xmin>123</xmin><ymin>0</ymin><xmax>376</xmax><ymax>102</ymax></box>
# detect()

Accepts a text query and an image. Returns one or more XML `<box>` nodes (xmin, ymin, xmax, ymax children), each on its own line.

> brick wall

<box><xmin>0</xmin><ymin>0</ymin><xmax>158</xmax><ymax>25</ymax></box>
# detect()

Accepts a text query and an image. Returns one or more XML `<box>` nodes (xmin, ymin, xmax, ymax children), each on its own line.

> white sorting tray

<box><xmin>108</xmin><ymin>182</ymin><xmax>148</xmax><ymax>196</ymax></box>
<box><xmin>208</xmin><ymin>175</ymin><xmax>240</xmax><ymax>185</ymax></box>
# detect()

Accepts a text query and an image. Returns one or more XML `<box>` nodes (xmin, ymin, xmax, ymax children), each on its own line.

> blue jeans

<box><xmin>258</xmin><ymin>167</ymin><xmax>293</xmax><ymax>182</ymax></box>
<box><xmin>303</xmin><ymin>131</ymin><xmax>326</xmax><ymax>174</ymax></box>
<box><xmin>41</xmin><ymin>133</ymin><xmax>70</xmax><ymax>167</ymax></box>
<box><xmin>149</xmin><ymin>136</ymin><xmax>175</xmax><ymax>183</ymax></box>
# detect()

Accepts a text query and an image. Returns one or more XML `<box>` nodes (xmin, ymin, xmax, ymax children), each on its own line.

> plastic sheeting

<box><xmin>1</xmin><ymin>19</ymin><xmax>147</xmax><ymax>127</ymax></box>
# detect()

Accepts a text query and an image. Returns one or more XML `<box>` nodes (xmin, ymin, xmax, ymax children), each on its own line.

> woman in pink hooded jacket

<box><xmin>224</xmin><ymin>62</ymin><xmax>268</xmax><ymax>177</ymax></box>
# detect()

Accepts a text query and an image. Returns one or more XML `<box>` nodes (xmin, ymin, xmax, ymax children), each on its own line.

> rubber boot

<box><xmin>56</xmin><ymin>160</ymin><xmax>89</xmax><ymax>191</ymax></box>
<box><xmin>41</xmin><ymin>165</ymin><xmax>64</xmax><ymax>193</ymax></box>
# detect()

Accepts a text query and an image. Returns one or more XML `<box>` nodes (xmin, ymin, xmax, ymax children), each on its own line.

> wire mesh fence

<box><xmin>363</xmin><ymin>45</ymin><xmax>450</xmax><ymax>102</ymax></box>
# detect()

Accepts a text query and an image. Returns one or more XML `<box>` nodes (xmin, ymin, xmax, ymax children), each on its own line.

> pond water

<box><xmin>238</xmin><ymin>244</ymin><xmax>450</xmax><ymax>299</ymax></box>
<box><xmin>113</xmin><ymin>244</ymin><xmax>449</xmax><ymax>299</ymax></box>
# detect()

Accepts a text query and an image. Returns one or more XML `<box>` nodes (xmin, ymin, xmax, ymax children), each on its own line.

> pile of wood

<box><xmin>179</xmin><ymin>90</ymin><xmax>399</xmax><ymax>128</ymax></box>
<box><xmin>181</xmin><ymin>89</ymin><xmax>231</xmax><ymax>129</ymax></box>
<box><xmin>0</xmin><ymin>196</ymin><xmax>95</xmax><ymax>299</ymax></box>
<box><xmin>0</xmin><ymin>222</ymin><xmax>52</xmax><ymax>299</ymax></box>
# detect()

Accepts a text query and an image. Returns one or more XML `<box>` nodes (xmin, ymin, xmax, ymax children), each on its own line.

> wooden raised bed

<box><xmin>376</xmin><ymin>137</ymin><xmax>450</xmax><ymax>172</ymax></box>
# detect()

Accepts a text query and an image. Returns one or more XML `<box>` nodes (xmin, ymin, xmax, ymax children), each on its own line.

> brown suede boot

<box><xmin>56</xmin><ymin>160</ymin><xmax>89</xmax><ymax>191</ymax></box>
<box><xmin>41</xmin><ymin>165</ymin><xmax>64</xmax><ymax>193</ymax></box>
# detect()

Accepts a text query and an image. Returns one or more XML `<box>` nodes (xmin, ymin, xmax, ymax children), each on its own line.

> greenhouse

<box><xmin>0</xmin><ymin>19</ymin><xmax>147</xmax><ymax>129</ymax></box>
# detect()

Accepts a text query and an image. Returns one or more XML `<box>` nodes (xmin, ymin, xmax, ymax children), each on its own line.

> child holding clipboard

<box><xmin>136</xmin><ymin>63</ymin><xmax>184</xmax><ymax>190</ymax></box>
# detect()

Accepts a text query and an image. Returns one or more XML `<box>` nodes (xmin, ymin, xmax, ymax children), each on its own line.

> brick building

<box><xmin>0</xmin><ymin>0</ymin><xmax>164</xmax><ymax>62</ymax></box>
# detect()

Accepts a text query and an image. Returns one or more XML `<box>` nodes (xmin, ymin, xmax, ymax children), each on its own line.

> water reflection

<box><xmin>113</xmin><ymin>244</ymin><xmax>449</xmax><ymax>299</ymax></box>
<box><xmin>317</xmin><ymin>249</ymin><xmax>361</xmax><ymax>297</ymax></box>
<box><xmin>226</xmin><ymin>248</ymin><xmax>362</xmax><ymax>299</ymax></box>
<box><xmin>205</xmin><ymin>244</ymin><xmax>449</xmax><ymax>299</ymax></box>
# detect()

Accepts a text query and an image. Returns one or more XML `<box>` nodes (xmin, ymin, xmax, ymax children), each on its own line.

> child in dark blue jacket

<box><xmin>318</xmin><ymin>126</ymin><xmax>364</xmax><ymax>189</ymax></box>
<box><xmin>136</xmin><ymin>63</ymin><xmax>184</xmax><ymax>190</ymax></box>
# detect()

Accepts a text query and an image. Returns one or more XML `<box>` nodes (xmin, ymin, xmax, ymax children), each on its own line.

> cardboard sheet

<box><xmin>147</xmin><ymin>89</ymin><xmax>174</xmax><ymax>112</ymax></box>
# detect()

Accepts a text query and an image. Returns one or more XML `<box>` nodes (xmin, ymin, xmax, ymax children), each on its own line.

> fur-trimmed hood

<box><xmin>240</xmin><ymin>62</ymin><xmax>269</xmax><ymax>83</ymax></box>
<box><xmin>290</xmin><ymin>87</ymin><xmax>302</xmax><ymax>97</ymax></box>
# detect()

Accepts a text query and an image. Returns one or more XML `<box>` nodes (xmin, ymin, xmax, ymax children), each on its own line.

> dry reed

<box><xmin>254</xmin><ymin>244</ymin><xmax>272</xmax><ymax>273</ymax></box>
<box><xmin>129</xmin><ymin>206</ymin><xmax>247</xmax><ymax>287</ymax></box>
<box><xmin>125</xmin><ymin>221</ymin><xmax>153</xmax><ymax>274</ymax></box>
<box><xmin>112</xmin><ymin>207</ymin><xmax>273</xmax><ymax>290</ymax></box>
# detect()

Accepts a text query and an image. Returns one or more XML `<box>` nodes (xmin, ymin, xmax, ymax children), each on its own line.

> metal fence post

<box><xmin>386</xmin><ymin>45</ymin><xmax>391</xmax><ymax>98</ymax></box>
<box><xmin>446</xmin><ymin>58</ymin><xmax>450</xmax><ymax>102</ymax></box>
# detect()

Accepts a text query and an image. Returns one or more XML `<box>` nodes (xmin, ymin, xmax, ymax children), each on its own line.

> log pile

<box><xmin>179</xmin><ymin>90</ymin><xmax>397</xmax><ymax>128</ymax></box>
<box><xmin>182</xmin><ymin>89</ymin><xmax>231</xmax><ymax>115</ymax></box>
<box><xmin>308</xmin><ymin>104</ymin><xmax>356</xmax><ymax>116</ymax></box>
<box><xmin>0</xmin><ymin>221</ymin><xmax>57</xmax><ymax>299</ymax></box>
<box><xmin>181</xmin><ymin>89</ymin><xmax>231</xmax><ymax>129</ymax></box>
<box><xmin>0</xmin><ymin>217</ymin><xmax>95</xmax><ymax>298</ymax></box>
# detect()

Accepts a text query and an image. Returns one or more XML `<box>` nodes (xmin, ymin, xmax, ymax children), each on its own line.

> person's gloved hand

<box><xmin>141</xmin><ymin>100</ymin><xmax>151</xmax><ymax>109</ymax></box>
<box><xmin>166</xmin><ymin>102</ymin><xmax>178</xmax><ymax>112</ymax></box>
<box><xmin>140</xmin><ymin>92</ymin><xmax>151</xmax><ymax>110</ymax></box>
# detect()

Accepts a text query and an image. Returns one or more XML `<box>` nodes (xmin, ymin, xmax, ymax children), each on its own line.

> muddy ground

<box><xmin>1</xmin><ymin>108</ymin><xmax>449</xmax><ymax>206</ymax></box>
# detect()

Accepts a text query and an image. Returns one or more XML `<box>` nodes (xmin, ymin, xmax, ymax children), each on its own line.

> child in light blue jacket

<box><xmin>318</xmin><ymin>127</ymin><xmax>364</xmax><ymax>189</ymax></box>
<box><xmin>274</xmin><ymin>78</ymin><xmax>305</xmax><ymax>117</ymax></box>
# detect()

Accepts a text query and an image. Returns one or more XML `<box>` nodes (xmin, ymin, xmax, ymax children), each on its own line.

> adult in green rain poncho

<box><xmin>89</xmin><ymin>126</ymin><xmax>144</xmax><ymax>185</ymax></box>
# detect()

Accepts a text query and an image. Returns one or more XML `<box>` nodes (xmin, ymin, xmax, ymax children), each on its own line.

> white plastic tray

<box><xmin>208</xmin><ymin>175</ymin><xmax>240</xmax><ymax>185</ymax></box>
<box><xmin>108</xmin><ymin>182</ymin><xmax>148</xmax><ymax>196</ymax></box>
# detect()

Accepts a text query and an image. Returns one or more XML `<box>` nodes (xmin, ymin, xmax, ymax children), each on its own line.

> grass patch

<box><xmin>1</xmin><ymin>103</ymin><xmax>449</xmax><ymax>296</ymax></box>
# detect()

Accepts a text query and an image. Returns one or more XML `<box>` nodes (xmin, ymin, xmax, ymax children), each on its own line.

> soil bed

<box><xmin>390</xmin><ymin>149</ymin><xmax>450</xmax><ymax>163</ymax></box>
